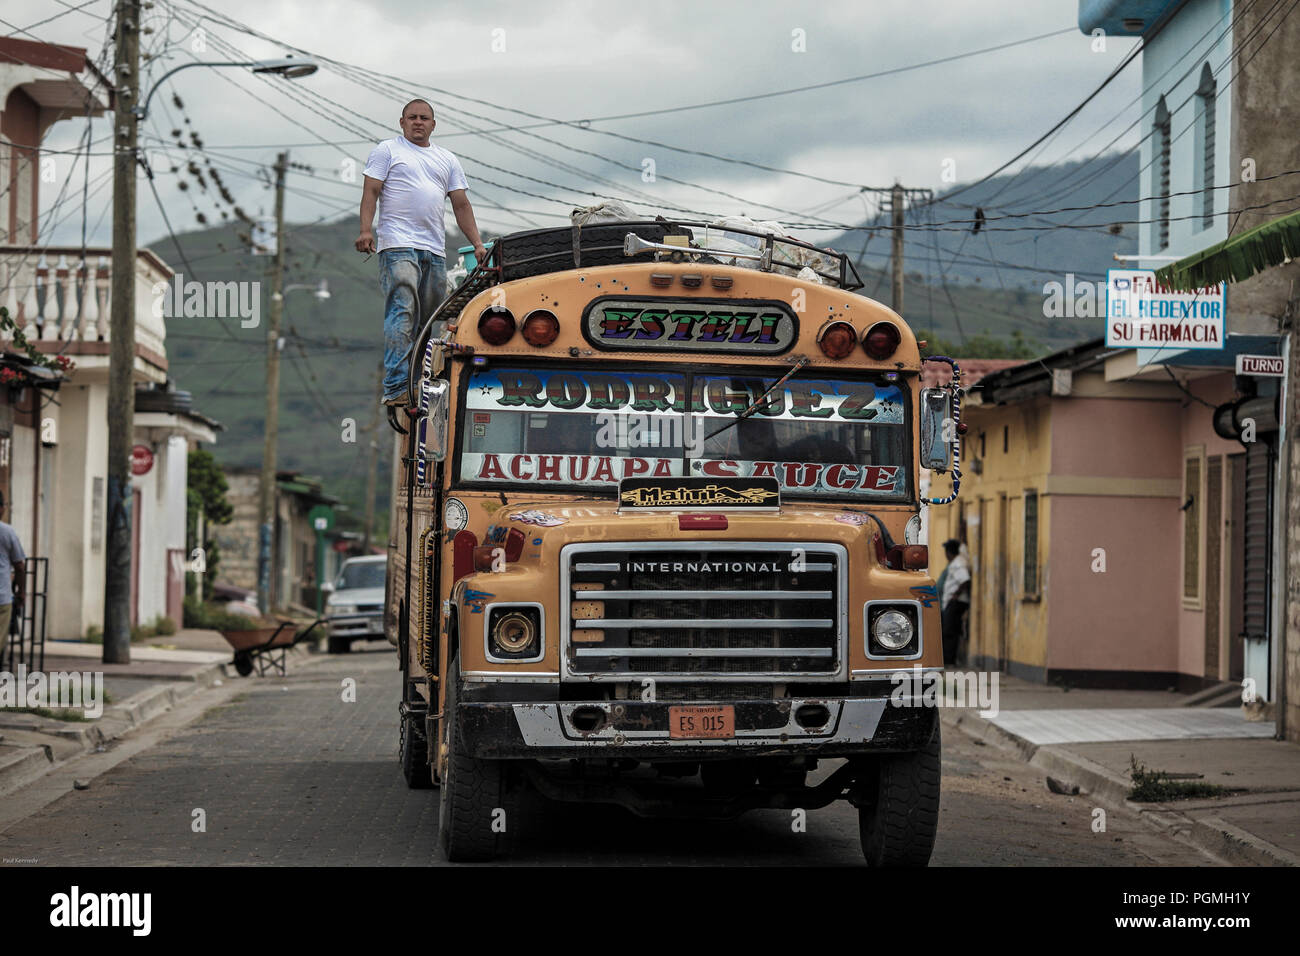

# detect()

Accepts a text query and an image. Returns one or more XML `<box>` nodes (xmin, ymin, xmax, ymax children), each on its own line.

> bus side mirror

<box><xmin>920</xmin><ymin>388</ymin><xmax>951</xmax><ymax>473</ymax></box>
<box><xmin>423</xmin><ymin>379</ymin><xmax>451</xmax><ymax>462</ymax></box>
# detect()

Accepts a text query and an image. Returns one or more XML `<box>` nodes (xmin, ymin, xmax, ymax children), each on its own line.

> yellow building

<box><xmin>927</xmin><ymin>339</ymin><xmax>1271</xmax><ymax>689</ymax></box>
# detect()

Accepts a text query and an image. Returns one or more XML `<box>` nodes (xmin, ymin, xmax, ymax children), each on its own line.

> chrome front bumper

<box><xmin>454</xmin><ymin>696</ymin><xmax>936</xmax><ymax>760</ymax></box>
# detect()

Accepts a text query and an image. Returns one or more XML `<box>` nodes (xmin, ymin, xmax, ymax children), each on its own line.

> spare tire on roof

<box><xmin>495</xmin><ymin>221</ymin><xmax>695</xmax><ymax>281</ymax></box>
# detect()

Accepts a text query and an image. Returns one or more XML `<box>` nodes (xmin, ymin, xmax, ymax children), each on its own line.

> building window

<box><xmin>1194</xmin><ymin>64</ymin><xmax>1216</xmax><ymax>230</ymax></box>
<box><xmin>1023</xmin><ymin>489</ymin><xmax>1039</xmax><ymax>596</ymax></box>
<box><xmin>1183</xmin><ymin>447</ymin><xmax>1204</xmax><ymax>607</ymax></box>
<box><xmin>1153</xmin><ymin>96</ymin><xmax>1171</xmax><ymax>250</ymax></box>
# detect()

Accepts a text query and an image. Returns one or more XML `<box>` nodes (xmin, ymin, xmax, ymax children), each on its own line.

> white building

<box><xmin>1</xmin><ymin>36</ymin><xmax>219</xmax><ymax>639</ymax></box>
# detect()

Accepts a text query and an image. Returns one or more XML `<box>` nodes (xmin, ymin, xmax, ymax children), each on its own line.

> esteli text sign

<box><xmin>1105</xmin><ymin>269</ymin><xmax>1225</xmax><ymax>350</ymax></box>
<box><xmin>1235</xmin><ymin>354</ymin><xmax>1284</xmax><ymax>376</ymax></box>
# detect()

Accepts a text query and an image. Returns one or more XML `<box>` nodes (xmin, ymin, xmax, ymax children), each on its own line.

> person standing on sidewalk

<box><xmin>355</xmin><ymin>98</ymin><xmax>488</xmax><ymax>409</ymax></box>
<box><xmin>0</xmin><ymin>492</ymin><xmax>26</xmax><ymax>664</ymax></box>
<box><xmin>940</xmin><ymin>538</ymin><xmax>969</xmax><ymax>667</ymax></box>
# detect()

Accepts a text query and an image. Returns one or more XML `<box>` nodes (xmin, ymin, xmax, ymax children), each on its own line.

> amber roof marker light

<box><xmin>521</xmin><ymin>309</ymin><xmax>560</xmax><ymax>347</ymax></box>
<box><xmin>862</xmin><ymin>321</ymin><xmax>901</xmax><ymax>360</ymax></box>
<box><xmin>817</xmin><ymin>320</ymin><xmax>858</xmax><ymax>360</ymax></box>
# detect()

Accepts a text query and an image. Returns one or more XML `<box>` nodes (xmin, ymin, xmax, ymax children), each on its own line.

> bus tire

<box><xmin>437</xmin><ymin>657</ymin><xmax>517</xmax><ymax>862</ymax></box>
<box><xmin>857</xmin><ymin>723</ymin><xmax>941</xmax><ymax>868</ymax></box>
<box><xmin>327</xmin><ymin>636</ymin><xmax>351</xmax><ymax>654</ymax></box>
<box><xmin>497</xmin><ymin>223</ymin><xmax>691</xmax><ymax>281</ymax></box>
<box><xmin>399</xmin><ymin>712</ymin><xmax>434</xmax><ymax>790</ymax></box>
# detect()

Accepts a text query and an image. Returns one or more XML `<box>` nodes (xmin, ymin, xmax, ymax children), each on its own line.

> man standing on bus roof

<box><xmin>356</xmin><ymin>98</ymin><xmax>487</xmax><ymax>408</ymax></box>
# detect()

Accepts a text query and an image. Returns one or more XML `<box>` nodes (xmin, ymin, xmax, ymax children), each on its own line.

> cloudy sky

<box><xmin>9</xmin><ymin>0</ymin><xmax>1141</xmax><ymax>251</ymax></box>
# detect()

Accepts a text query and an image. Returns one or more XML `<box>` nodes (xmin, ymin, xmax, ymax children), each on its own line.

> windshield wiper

<box><xmin>702</xmin><ymin>355</ymin><xmax>811</xmax><ymax>442</ymax></box>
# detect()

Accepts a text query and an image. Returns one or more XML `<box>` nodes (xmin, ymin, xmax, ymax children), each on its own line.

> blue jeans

<box><xmin>379</xmin><ymin>248</ymin><xmax>447</xmax><ymax>401</ymax></box>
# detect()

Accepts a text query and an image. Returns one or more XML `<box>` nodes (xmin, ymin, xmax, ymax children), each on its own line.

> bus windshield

<box><xmin>458</xmin><ymin>365</ymin><xmax>909</xmax><ymax>500</ymax></box>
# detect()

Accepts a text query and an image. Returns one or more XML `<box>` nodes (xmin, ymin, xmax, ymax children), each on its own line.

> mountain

<box><xmin>151</xmin><ymin>154</ymin><xmax>1137</xmax><ymax>524</ymax></box>
<box><xmin>825</xmin><ymin>151</ymin><xmax>1139</xmax><ymax>349</ymax></box>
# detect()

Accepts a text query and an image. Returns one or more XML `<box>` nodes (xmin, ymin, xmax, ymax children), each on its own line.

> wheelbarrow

<box><xmin>219</xmin><ymin>618</ymin><xmax>326</xmax><ymax>677</ymax></box>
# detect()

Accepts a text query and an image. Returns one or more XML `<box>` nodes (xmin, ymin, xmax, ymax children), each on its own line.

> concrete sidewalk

<box><xmin>0</xmin><ymin>628</ymin><xmax>325</xmax><ymax>796</ymax></box>
<box><xmin>942</xmin><ymin>673</ymin><xmax>1300</xmax><ymax>866</ymax></box>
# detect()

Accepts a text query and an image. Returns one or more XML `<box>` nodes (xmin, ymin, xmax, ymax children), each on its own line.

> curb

<box><xmin>0</xmin><ymin>744</ymin><xmax>52</xmax><ymax>794</ymax></box>
<box><xmin>940</xmin><ymin>709</ymin><xmax>1297</xmax><ymax>867</ymax></box>
<box><xmin>0</xmin><ymin>639</ymin><xmax>324</xmax><ymax>797</ymax></box>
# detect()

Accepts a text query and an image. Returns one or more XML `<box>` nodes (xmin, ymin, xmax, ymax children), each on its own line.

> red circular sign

<box><xmin>131</xmin><ymin>444</ymin><xmax>154</xmax><ymax>476</ymax></box>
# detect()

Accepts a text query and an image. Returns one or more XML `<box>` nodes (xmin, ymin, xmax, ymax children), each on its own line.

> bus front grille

<box><xmin>562</xmin><ymin>542</ymin><xmax>846</xmax><ymax>682</ymax></box>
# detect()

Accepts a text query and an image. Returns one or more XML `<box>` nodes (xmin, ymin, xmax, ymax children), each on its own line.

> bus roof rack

<box><xmin>410</xmin><ymin>220</ymin><xmax>865</xmax><ymax>401</ymax></box>
<box><xmin>436</xmin><ymin>220</ymin><xmax>863</xmax><ymax>321</ymax></box>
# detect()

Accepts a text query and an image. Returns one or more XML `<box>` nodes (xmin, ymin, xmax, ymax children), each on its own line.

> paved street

<box><xmin>0</xmin><ymin>650</ymin><xmax>1214</xmax><ymax>866</ymax></box>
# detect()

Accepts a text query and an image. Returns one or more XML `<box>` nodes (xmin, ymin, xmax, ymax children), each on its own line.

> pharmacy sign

<box><xmin>1105</xmin><ymin>269</ymin><xmax>1225</xmax><ymax>350</ymax></box>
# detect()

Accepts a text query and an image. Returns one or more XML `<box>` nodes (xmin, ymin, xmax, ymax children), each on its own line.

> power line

<box><xmin>929</xmin><ymin>28</ymin><xmax>1148</xmax><ymax>206</ymax></box>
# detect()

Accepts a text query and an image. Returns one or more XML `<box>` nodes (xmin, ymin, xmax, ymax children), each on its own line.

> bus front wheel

<box><xmin>856</xmin><ymin>724</ymin><xmax>941</xmax><ymax>867</ymax></box>
<box><xmin>437</xmin><ymin>657</ymin><xmax>518</xmax><ymax>862</ymax></box>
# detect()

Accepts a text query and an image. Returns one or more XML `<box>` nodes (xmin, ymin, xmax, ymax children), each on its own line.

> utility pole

<box><xmin>361</xmin><ymin>359</ymin><xmax>383</xmax><ymax>553</ymax></box>
<box><xmin>104</xmin><ymin>0</ymin><xmax>140</xmax><ymax>664</ymax></box>
<box><xmin>891</xmin><ymin>182</ymin><xmax>905</xmax><ymax>317</ymax></box>
<box><xmin>256</xmin><ymin>151</ymin><xmax>288</xmax><ymax>614</ymax></box>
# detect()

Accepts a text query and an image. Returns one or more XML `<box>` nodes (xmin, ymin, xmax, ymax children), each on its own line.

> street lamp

<box><xmin>278</xmin><ymin>279</ymin><xmax>331</xmax><ymax>301</ymax></box>
<box><xmin>103</xmin><ymin>21</ymin><xmax>319</xmax><ymax>664</ymax></box>
<box><xmin>133</xmin><ymin>56</ymin><xmax>320</xmax><ymax>120</ymax></box>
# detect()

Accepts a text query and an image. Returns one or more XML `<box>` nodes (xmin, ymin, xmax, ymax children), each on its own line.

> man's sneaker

<box><xmin>382</xmin><ymin>394</ymin><xmax>407</xmax><ymax>408</ymax></box>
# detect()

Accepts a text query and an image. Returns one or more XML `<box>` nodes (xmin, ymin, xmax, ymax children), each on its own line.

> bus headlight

<box><xmin>487</xmin><ymin>605</ymin><xmax>543</xmax><ymax>661</ymax></box>
<box><xmin>870</xmin><ymin>608</ymin><xmax>915</xmax><ymax>654</ymax></box>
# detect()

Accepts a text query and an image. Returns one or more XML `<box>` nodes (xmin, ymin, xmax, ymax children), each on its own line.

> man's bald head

<box><xmin>402</xmin><ymin>99</ymin><xmax>434</xmax><ymax>120</ymax></box>
<box><xmin>399</xmin><ymin>99</ymin><xmax>435</xmax><ymax>146</ymax></box>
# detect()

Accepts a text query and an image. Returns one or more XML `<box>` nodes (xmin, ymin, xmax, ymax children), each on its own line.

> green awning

<box><xmin>1155</xmin><ymin>208</ymin><xmax>1300</xmax><ymax>291</ymax></box>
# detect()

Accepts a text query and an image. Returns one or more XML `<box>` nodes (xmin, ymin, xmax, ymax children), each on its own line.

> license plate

<box><xmin>668</xmin><ymin>705</ymin><xmax>735</xmax><ymax>739</ymax></box>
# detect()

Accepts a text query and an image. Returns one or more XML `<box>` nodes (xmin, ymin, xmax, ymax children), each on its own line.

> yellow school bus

<box><xmin>386</xmin><ymin>219</ymin><xmax>962</xmax><ymax>864</ymax></box>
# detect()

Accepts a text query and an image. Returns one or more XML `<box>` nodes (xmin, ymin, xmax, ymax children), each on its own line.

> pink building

<box><xmin>929</xmin><ymin>336</ymin><xmax>1280</xmax><ymax>693</ymax></box>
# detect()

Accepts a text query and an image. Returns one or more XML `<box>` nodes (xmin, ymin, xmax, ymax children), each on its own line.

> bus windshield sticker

<box><xmin>460</xmin><ymin>368</ymin><xmax>909</xmax><ymax>499</ymax></box>
<box><xmin>691</xmin><ymin>459</ymin><xmax>903</xmax><ymax>496</ymax></box>
<box><xmin>619</xmin><ymin>476</ymin><xmax>781</xmax><ymax>509</ymax></box>
<box><xmin>465</xmin><ymin>452</ymin><xmax>683</xmax><ymax>486</ymax></box>
<box><xmin>466</xmin><ymin>369</ymin><xmax>903</xmax><ymax>423</ymax></box>
<box><xmin>582</xmin><ymin>298</ymin><xmax>797</xmax><ymax>354</ymax></box>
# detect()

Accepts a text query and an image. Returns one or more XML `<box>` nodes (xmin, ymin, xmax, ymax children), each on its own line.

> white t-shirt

<box><xmin>942</xmin><ymin>554</ymin><xmax>970</xmax><ymax>609</ymax></box>
<box><xmin>363</xmin><ymin>136</ymin><xmax>469</xmax><ymax>256</ymax></box>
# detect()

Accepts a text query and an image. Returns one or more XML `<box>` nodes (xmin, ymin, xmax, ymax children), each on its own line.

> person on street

<box><xmin>940</xmin><ymin>538</ymin><xmax>970</xmax><ymax>667</ymax></box>
<box><xmin>0</xmin><ymin>492</ymin><xmax>26</xmax><ymax>665</ymax></box>
<box><xmin>356</xmin><ymin>98</ymin><xmax>487</xmax><ymax>410</ymax></box>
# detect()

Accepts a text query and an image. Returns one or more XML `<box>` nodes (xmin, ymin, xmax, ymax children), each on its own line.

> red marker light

<box><xmin>478</xmin><ymin>306</ymin><xmax>516</xmax><ymax>345</ymax></box>
<box><xmin>521</xmin><ymin>309</ymin><xmax>559</xmax><ymax>347</ymax></box>
<box><xmin>862</xmin><ymin>321</ymin><xmax>901</xmax><ymax>360</ymax></box>
<box><xmin>901</xmin><ymin>545</ymin><xmax>929</xmax><ymax>570</ymax></box>
<box><xmin>452</xmin><ymin>530</ymin><xmax>478</xmax><ymax>581</ymax></box>
<box><xmin>817</xmin><ymin>320</ymin><xmax>858</xmax><ymax>360</ymax></box>
<box><xmin>678</xmin><ymin>514</ymin><xmax>728</xmax><ymax>531</ymax></box>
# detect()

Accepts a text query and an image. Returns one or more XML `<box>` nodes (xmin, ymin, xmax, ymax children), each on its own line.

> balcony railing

<box><xmin>0</xmin><ymin>246</ymin><xmax>169</xmax><ymax>356</ymax></box>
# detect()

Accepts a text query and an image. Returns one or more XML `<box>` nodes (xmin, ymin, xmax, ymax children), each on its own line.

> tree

<box><xmin>186</xmin><ymin>449</ymin><xmax>233</xmax><ymax>598</ymax></box>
